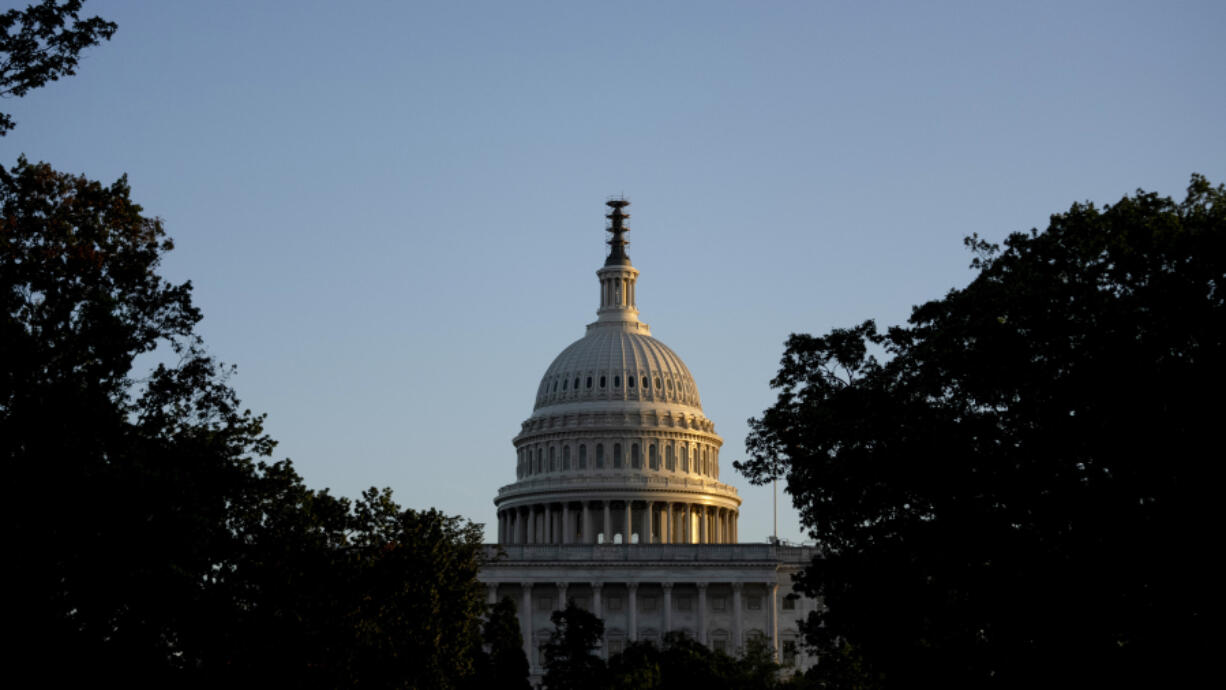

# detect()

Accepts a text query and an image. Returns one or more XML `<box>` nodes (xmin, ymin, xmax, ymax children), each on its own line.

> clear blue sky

<box><xmin>7</xmin><ymin>0</ymin><xmax>1223</xmax><ymax>544</ymax></box>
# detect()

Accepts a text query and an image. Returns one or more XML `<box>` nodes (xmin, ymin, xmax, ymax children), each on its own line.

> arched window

<box><xmin>562</xmin><ymin>445</ymin><xmax>571</xmax><ymax>470</ymax></box>
<box><xmin>642</xmin><ymin>376</ymin><xmax>649</xmax><ymax>389</ymax></box>
<box><xmin>614</xmin><ymin>375</ymin><xmax>621</xmax><ymax>387</ymax></box>
<box><xmin>648</xmin><ymin>444</ymin><xmax>658</xmax><ymax>470</ymax></box>
<box><xmin>596</xmin><ymin>443</ymin><xmax>604</xmax><ymax>468</ymax></box>
<box><xmin>586</xmin><ymin>376</ymin><xmax>593</xmax><ymax>389</ymax></box>
<box><xmin>666</xmin><ymin>444</ymin><xmax>675</xmax><ymax>471</ymax></box>
<box><xmin>654</xmin><ymin>377</ymin><xmax>661</xmax><ymax>389</ymax></box>
<box><xmin>631</xmin><ymin>443</ymin><xmax>641</xmax><ymax>469</ymax></box>
<box><xmin>562</xmin><ymin>378</ymin><xmax>568</xmax><ymax>390</ymax></box>
<box><xmin>614</xmin><ymin>443</ymin><xmax>623</xmax><ymax>469</ymax></box>
<box><xmin>628</xmin><ymin>375</ymin><xmax>635</xmax><ymax>388</ymax></box>
<box><xmin>578</xmin><ymin>444</ymin><xmax>587</xmax><ymax>469</ymax></box>
<box><xmin>680</xmin><ymin>444</ymin><xmax>689</xmax><ymax>472</ymax></box>
<box><xmin>536</xmin><ymin>448</ymin><xmax>543</xmax><ymax>473</ymax></box>
<box><xmin>549</xmin><ymin>446</ymin><xmax>556</xmax><ymax>471</ymax></box>
<box><xmin>600</xmin><ymin>376</ymin><xmax>606</xmax><ymax>388</ymax></box>
<box><xmin>702</xmin><ymin>447</ymin><xmax>708</xmax><ymax>475</ymax></box>
<box><xmin>573</xmin><ymin>377</ymin><xmax>580</xmax><ymax>390</ymax></box>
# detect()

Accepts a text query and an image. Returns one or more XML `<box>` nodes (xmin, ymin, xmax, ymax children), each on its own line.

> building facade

<box><xmin>479</xmin><ymin>200</ymin><xmax>818</xmax><ymax>678</ymax></box>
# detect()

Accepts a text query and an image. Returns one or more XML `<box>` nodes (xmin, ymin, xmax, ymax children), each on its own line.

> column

<box><xmin>768</xmin><ymin>582</ymin><xmax>779</xmax><ymax>661</ymax></box>
<box><xmin>699</xmin><ymin>505</ymin><xmax>708</xmax><ymax>543</ymax></box>
<box><xmin>591</xmin><ymin>583</ymin><xmax>605</xmax><ymax>658</ymax></box>
<box><xmin>623</xmin><ymin>501</ymin><xmax>632</xmax><ymax>544</ymax></box>
<box><xmin>488</xmin><ymin>583</ymin><xmax>498</xmax><ymax>605</ymax></box>
<box><xmin>580</xmin><ymin>501</ymin><xmax>590</xmax><ymax>544</ymax></box>
<box><xmin>603</xmin><ymin>501</ymin><xmax>612</xmax><ymax>544</ymax></box>
<box><xmin>732</xmin><ymin>583</ymin><xmax>744</xmax><ymax>656</ymax></box>
<box><xmin>627</xmin><ymin>583</ymin><xmax>638</xmax><ymax>641</ymax></box>
<box><xmin>545</xmin><ymin>504</ymin><xmax>553</xmax><ymax>544</ymax></box>
<box><xmin>644</xmin><ymin>500</ymin><xmax>654</xmax><ymax>544</ymax></box>
<box><xmin>520</xmin><ymin>583</ymin><xmax>534</xmax><ymax>672</ymax></box>
<box><xmin>527</xmin><ymin>506</ymin><xmax>535</xmax><ymax>544</ymax></box>
<box><xmin>563</xmin><ymin>503</ymin><xmax>571</xmax><ymax>544</ymax></box>
<box><xmin>557</xmin><ymin>582</ymin><xmax>568</xmax><ymax>612</ymax></box>
<box><xmin>683</xmin><ymin>504</ymin><xmax>691</xmax><ymax>544</ymax></box>
<box><xmin>713</xmin><ymin>509</ymin><xmax>722</xmax><ymax>543</ymax></box>
<box><xmin>697</xmin><ymin>583</ymin><xmax>708</xmax><ymax>645</ymax></box>
<box><xmin>662</xmin><ymin>582</ymin><xmax>673</xmax><ymax>634</ymax></box>
<box><xmin>662</xmin><ymin>503</ymin><xmax>671</xmax><ymax>544</ymax></box>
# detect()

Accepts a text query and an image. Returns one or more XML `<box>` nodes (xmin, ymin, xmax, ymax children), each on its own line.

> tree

<box><xmin>603</xmin><ymin>632</ymin><xmax>787</xmax><ymax>690</ymax></box>
<box><xmin>2</xmin><ymin>157</ymin><xmax>490</xmax><ymax>687</ymax></box>
<box><xmin>737</xmin><ymin>175</ymin><xmax>1225</xmax><ymax>686</ymax></box>
<box><xmin>541</xmin><ymin>601</ymin><xmax>609</xmax><ymax>690</ymax></box>
<box><xmin>1</xmin><ymin>0</ymin><xmax>116</xmax><ymax>135</ymax></box>
<box><xmin>471</xmin><ymin>597</ymin><xmax>532</xmax><ymax>690</ymax></box>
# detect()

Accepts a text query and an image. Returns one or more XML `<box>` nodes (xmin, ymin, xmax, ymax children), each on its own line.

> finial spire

<box><xmin>605</xmin><ymin>198</ymin><xmax>631</xmax><ymax>266</ymax></box>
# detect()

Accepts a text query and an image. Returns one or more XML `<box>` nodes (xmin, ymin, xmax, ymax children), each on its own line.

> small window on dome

<box><xmin>586</xmin><ymin>377</ymin><xmax>592</xmax><ymax>389</ymax></box>
<box><xmin>552</xmin><ymin>381</ymin><xmax>557</xmax><ymax>392</ymax></box>
<box><xmin>562</xmin><ymin>379</ymin><xmax>568</xmax><ymax>390</ymax></box>
<box><xmin>654</xmin><ymin>377</ymin><xmax>661</xmax><ymax>389</ymax></box>
<box><xmin>574</xmin><ymin>377</ymin><xmax>580</xmax><ymax>390</ymax></box>
<box><xmin>600</xmin><ymin>376</ymin><xmax>606</xmax><ymax>388</ymax></box>
<box><xmin>642</xmin><ymin>376</ymin><xmax>649</xmax><ymax>389</ymax></box>
<box><xmin>666</xmin><ymin>378</ymin><xmax>672</xmax><ymax>390</ymax></box>
<box><xmin>627</xmin><ymin>376</ymin><xmax>635</xmax><ymax>388</ymax></box>
<box><xmin>614</xmin><ymin>375</ymin><xmax>621</xmax><ymax>387</ymax></box>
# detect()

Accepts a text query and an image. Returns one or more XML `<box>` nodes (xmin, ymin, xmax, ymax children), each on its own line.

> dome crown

<box><xmin>532</xmin><ymin>199</ymin><xmax>703</xmax><ymax>412</ymax></box>
<box><xmin>534</xmin><ymin>328</ymin><xmax>702</xmax><ymax>410</ymax></box>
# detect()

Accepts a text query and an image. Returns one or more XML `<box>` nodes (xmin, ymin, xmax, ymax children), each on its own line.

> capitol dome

<box><xmin>534</xmin><ymin>328</ymin><xmax>703</xmax><ymax>411</ymax></box>
<box><xmin>494</xmin><ymin>200</ymin><xmax>739</xmax><ymax>547</ymax></box>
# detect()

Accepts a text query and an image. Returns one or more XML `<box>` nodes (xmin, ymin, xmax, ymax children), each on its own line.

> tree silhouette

<box><xmin>738</xmin><ymin>175</ymin><xmax>1225</xmax><ymax>686</ymax></box>
<box><xmin>1</xmin><ymin>0</ymin><xmax>116</xmax><ymax>135</ymax></box>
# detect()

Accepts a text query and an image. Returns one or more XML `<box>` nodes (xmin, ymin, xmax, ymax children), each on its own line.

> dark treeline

<box><xmin>2</xmin><ymin>4</ymin><xmax>499</xmax><ymax>687</ymax></box>
<box><xmin>738</xmin><ymin>175</ymin><xmax>1225</xmax><ymax>686</ymax></box>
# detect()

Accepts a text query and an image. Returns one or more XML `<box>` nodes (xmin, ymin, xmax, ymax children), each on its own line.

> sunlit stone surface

<box><xmin>479</xmin><ymin>200</ymin><xmax>819</xmax><ymax>678</ymax></box>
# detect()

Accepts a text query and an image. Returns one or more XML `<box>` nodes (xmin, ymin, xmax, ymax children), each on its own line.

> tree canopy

<box><xmin>1</xmin><ymin>0</ymin><xmax>116</xmax><ymax>135</ymax></box>
<box><xmin>737</xmin><ymin>175</ymin><xmax>1224</xmax><ymax>686</ymax></box>
<box><xmin>1</xmin><ymin>157</ymin><xmax>492</xmax><ymax>688</ymax></box>
<box><xmin>541</xmin><ymin>604</ymin><xmax>797</xmax><ymax>690</ymax></box>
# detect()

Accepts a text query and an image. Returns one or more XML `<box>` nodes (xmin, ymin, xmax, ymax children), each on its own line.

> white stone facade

<box><xmin>479</xmin><ymin>200</ymin><xmax>818</xmax><ymax>679</ymax></box>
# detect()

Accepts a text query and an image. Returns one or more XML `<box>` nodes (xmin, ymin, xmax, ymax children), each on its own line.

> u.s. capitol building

<box><xmin>480</xmin><ymin>200</ymin><xmax>819</xmax><ymax>678</ymax></box>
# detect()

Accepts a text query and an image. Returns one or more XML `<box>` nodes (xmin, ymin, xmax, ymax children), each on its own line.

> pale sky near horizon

<box><xmin>6</xmin><ymin>0</ymin><xmax>1224</xmax><ymax>544</ymax></box>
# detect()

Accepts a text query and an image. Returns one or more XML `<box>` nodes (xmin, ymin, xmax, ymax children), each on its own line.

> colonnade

<box><xmin>487</xmin><ymin>580</ymin><xmax>780</xmax><ymax>667</ymax></box>
<box><xmin>498</xmin><ymin>499</ymin><xmax>738</xmax><ymax>545</ymax></box>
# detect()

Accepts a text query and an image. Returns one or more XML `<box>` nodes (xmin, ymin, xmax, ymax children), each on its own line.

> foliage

<box><xmin>540</xmin><ymin>614</ymin><xmax>809</xmax><ymax>689</ymax></box>
<box><xmin>737</xmin><ymin>175</ymin><xmax>1225</xmax><ymax>685</ymax></box>
<box><xmin>471</xmin><ymin>597</ymin><xmax>532</xmax><ymax>690</ymax></box>
<box><xmin>542</xmin><ymin>601</ymin><xmax>609</xmax><ymax>690</ymax></box>
<box><xmin>0</xmin><ymin>0</ymin><xmax>116</xmax><ymax>135</ymax></box>
<box><xmin>2</xmin><ymin>157</ymin><xmax>489</xmax><ymax>688</ymax></box>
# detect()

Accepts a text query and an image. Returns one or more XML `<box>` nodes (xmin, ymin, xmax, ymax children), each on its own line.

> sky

<box><xmin>6</xmin><ymin>0</ymin><xmax>1224</xmax><ymax>545</ymax></box>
